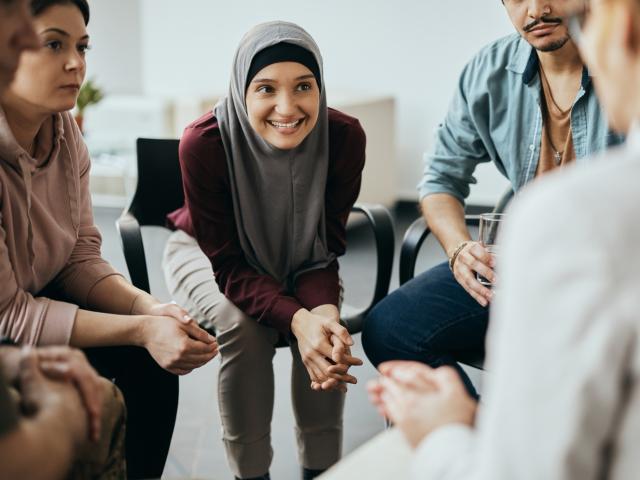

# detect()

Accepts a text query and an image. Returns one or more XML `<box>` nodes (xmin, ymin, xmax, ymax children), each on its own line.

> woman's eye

<box><xmin>45</xmin><ymin>40</ymin><xmax>62</xmax><ymax>51</ymax></box>
<box><xmin>256</xmin><ymin>85</ymin><xmax>274</xmax><ymax>94</ymax></box>
<box><xmin>297</xmin><ymin>83</ymin><xmax>312</xmax><ymax>92</ymax></box>
<box><xmin>78</xmin><ymin>44</ymin><xmax>91</xmax><ymax>55</ymax></box>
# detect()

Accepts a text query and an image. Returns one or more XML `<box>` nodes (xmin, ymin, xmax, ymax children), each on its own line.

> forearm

<box><xmin>69</xmin><ymin>309</ymin><xmax>146</xmax><ymax>349</ymax></box>
<box><xmin>0</xmin><ymin>414</ymin><xmax>77</xmax><ymax>480</ymax></box>
<box><xmin>421</xmin><ymin>193</ymin><xmax>472</xmax><ymax>256</ymax></box>
<box><xmin>86</xmin><ymin>274</ymin><xmax>156</xmax><ymax>315</ymax></box>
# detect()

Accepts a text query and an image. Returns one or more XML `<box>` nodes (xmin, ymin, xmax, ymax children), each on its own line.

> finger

<box><xmin>329</xmin><ymin>372</ymin><xmax>358</xmax><ymax>384</ymax></box>
<box><xmin>337</xmin><ymin>353</ymin><xmax>363</xmax><ymax>366</ymax></box>
<box><xmin>433</xmin><ymin>366</ymin><xmax>469</xmax><ymax>395</ymax></box>
<box><xmin>310</xmin><ymin>381</ymin><xmax>322</xmax><ymax>391</ymax></box>
<box><xmin>71</xmin><ymin>371</ymin><xmax>103</xmax><ymax>442</ymax></box>
<box><xmin>327</xmin><ymin>363</ymin><xmax>350</xmax><ymax>375</ymax></box>
<box><xmin>325</xmin><ymin>322</ymin><xmax>353</xmax><ymax>347</ymax></box>
<box><xmin>379</xmin><ymin>360</ymin><xmax>430</xmax><ymax>376</ymax></box>
<box><xmin>320</xmin><ymin>377</ymin><xmax>339</xmax><ymax>390</ymax></box>
<box><xmin>183</xmin><ymin>321</ymin><xmax>217</xmax><ymax>344</ymax></box>
<box><xmin>330</xmin><ymin>335</ymin><xmax>346</xmax><ymax>363</ymax></box>
<box><xmin>389</xmin><ymin>366</ymin><xmax>436</xmax><ymax>391</ymax></box>
<box><xmin>467</xmin><ymin>243</ymin><xmax>493</xmax><ymax>265</ymax></box>
<box><xmin>310</xmin><ymin>353</ymin><xmax>338</xmax><ymax>379</ymax></box>
<box><xmin>325</xmin><ymin>363</ymin><xmax>358</xmax><ymax>382</ymax></box>
<box><xmin>468</xmin><ymin>258</ymin><xmax>495</xmax><ymax>284</ymax></box>
<box><xmin>39</xmin><ymin>361</ymin><xmax>72</xmax><ymax>381</ymax></box>
<box><xmin>163</xmin><ymin>302</ymin><xmax>193</xmax><ymax>324</ymax></box>
<box><xmin>320</xmin><ymin>377</ymin><xmax>347</xmax><ymax>393</ymax></box>
<box><xmin>461</xmin><ymin>272</ymin><xmax>492</xmax><ymax>306</ymax></box>
<box><xmin>34</xmin><ymin>345</ymin><xmax>74</xmax><ymax>360</ymax></box>
<box><xmin>303</xmin><ymin>357</ymin><xmax>325</xmax><ymax>384</ymax></box>
<box><xmin>180</xmin><ymin>337</ymin><xmax>219</xmax><ymax>356</ymax></box>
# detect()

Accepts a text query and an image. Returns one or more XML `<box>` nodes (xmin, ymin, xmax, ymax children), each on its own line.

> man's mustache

<box><xmin>524</xmin><ymin>16</ymin><xmax>563</xmax><ymax>33</ymax></box>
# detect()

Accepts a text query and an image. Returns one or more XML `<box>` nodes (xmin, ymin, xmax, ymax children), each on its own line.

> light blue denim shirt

<box><xmin>418</xmin><ymin>33</ymin><xmax>625</xmax><ymax>203</ymax></box>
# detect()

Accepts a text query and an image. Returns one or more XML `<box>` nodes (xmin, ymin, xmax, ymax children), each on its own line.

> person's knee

<box><xmin>217</xmin><ymin>311</ymin><xmax>277</xmax><ymax>363</ymax></box>
<box><xmin>362</xmin><ymin>301</ymin><xmax>394</xmax><ymax>368</ymax></box>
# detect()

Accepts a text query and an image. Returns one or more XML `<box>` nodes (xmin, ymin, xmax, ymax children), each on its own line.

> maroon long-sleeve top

<box><xmin>167</xmin><ymin>108</ymin><xmax>366</xmax><ymax>335</ymax></box>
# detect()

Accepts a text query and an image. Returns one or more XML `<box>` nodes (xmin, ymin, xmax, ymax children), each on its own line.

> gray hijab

<box><xmin>214</xmin><ymin>21</ymin><xmax>334</xmax><ymax>285</ymax></box>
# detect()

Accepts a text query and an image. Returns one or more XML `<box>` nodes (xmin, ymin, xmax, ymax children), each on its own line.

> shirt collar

<box><xmin>506</xmin><ymin>36</ymin><xmax>592</xmax><ymax>89</ymax></box>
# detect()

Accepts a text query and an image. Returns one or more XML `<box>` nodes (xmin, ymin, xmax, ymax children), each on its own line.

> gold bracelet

<box><xmin>448</xmin><ymin>241</ymin><xmax>472</xmax><ymax>272</ymax></box>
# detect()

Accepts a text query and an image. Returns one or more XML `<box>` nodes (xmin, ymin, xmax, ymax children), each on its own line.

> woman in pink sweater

<box><xmin>0</xmin><ymin>1</ymin><xmax>218</xmax><ymax>477</ymax></box>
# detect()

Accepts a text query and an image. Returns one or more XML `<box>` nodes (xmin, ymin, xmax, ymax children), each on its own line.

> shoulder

<box><xmin>59</xmin><ymin>111</ymin><xmax>83</xmax><ymax>149</ymax></box>
<box><xmin>328</xmin><ymin>108</ymin><xmax>366</xmax><ymax>150</ymax></box>
<box><xmin>179</xmin><ymin>111</ymin><xmax>226</xmax><ymax>166</ymax></box>
<box><xmin>459</xmin><ymin>33</ymin><xmax>527</xmax><ymax>88</ymax></box>
<box><xmin>58</xmin><ymin>111</ymin><xmax>90</xmax><ymax>169</ymax></box>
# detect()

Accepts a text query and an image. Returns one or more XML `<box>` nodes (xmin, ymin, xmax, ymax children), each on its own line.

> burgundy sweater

<box><xmin>168</xmin><ymin>108</ymin><xmax>365</xmax><ymax>335</ymax></box>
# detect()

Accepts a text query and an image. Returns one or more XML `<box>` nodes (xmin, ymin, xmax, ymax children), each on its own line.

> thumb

<box><xmin>184</xmin><ymin>320</ymin><xmax>216</xmax><ymax>344</ymax></box>
<box><xmin>325</xmin><ymin>321</ymin><xmax>352</xmax><ymax>347</ymax></box>
<box><xmin>168</xmin><ymin>301</ymin><xmax>192</xmax><ymax>324</ymax></box>
<box><xmin>433</xmin><ymin>366</ymin><xmax>465</xmax><ymax>393</ymax></box>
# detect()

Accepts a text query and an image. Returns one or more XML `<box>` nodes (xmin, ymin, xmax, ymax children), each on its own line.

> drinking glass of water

<box><xmin>476</xmin><ymin>213</ymin><xmax>506</xmax><ymax>287</ymax></box>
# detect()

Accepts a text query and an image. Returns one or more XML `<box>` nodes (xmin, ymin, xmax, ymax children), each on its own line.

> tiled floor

<box><xmin>95</xmin><ymin>206</ymin><xmax>482</xmax><ymax>480</ymax></box>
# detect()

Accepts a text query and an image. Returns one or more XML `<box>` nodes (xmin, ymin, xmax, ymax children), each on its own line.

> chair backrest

<box><xmin>125</xmin><ymin>138</ymin><xmax>183</xmax><ymax>226</ymax></box>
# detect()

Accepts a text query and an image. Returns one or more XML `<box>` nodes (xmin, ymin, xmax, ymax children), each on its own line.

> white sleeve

<box><xmin>412</xmin><ymin>180</ymin><xmax>631</xmax><ymax>480</ymax></box>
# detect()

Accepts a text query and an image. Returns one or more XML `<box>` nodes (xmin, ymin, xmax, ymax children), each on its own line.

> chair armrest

<box><xmin>116</xmin><ymin>212</ymin><xmax>151</xmax><ymax>294</ymax></box>
<box><xmin>399</xmin><ymin>214</ymin><xmax>482</xmax><ymax>287</ymax></box>
<box><xmin>341</xmin><ymin>203</ymin><xmax>395</xmax><ymax>333</ymax></box>
<box><xmin>399</xmin><ymin>217</ymin><xmax>431</xmax><ymax>287</ymax></box>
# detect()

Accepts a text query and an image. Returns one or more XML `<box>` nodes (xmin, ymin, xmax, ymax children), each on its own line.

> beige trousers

<box><xmin>162</xmin><ymin>231</ymin><xmax>345</xmax><ymax>478</ymax></box>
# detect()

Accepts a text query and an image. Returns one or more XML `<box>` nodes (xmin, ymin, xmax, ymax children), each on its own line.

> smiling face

<box><xmin>503</xmin><ymin>0</ymin><xmax>574</xmax><ymax>51</ymax></box>
<box><xmin>0</xmin><ymin>0</ymin><xmax>38</xmax><ymax>91</ymax></box>
<box><xmin>3</xmin><ymin>3</ymin><xmax>89</xmax><ymax>115</ymax></box>
<box><xmin>245</xmin><ymin>61</ymin><xmax>320</xmax><ymax>150</ymax></box>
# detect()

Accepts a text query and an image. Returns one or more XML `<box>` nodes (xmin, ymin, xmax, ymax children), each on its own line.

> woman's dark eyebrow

<box><xmin>41</xmin><ymin>27</ymin><xmax>90</xmax><ymax>41</ymax></box>
<box><xmin>252</xmin><ymin>74</ymin><xmax>315</xmax><ymax>84</ymax></box>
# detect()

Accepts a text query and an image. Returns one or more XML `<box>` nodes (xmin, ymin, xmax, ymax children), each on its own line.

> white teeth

<box><xmin>269</xmin><ymin>119</ymin><xmax>301</xmax><ymax>128</ymax></box>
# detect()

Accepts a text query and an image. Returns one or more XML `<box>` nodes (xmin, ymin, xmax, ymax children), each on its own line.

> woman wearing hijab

<box><xmin>163</xmin><ymin>21</ymin><xmax>366</xmax><ymax>480</ymax></box>
<box><xmin>0</xmin><ymin>1</ymin><xmax>219</xmax><ymax>477</ymax></box>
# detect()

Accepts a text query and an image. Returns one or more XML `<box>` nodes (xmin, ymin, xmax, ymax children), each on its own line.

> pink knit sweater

<box><xmin>0</xmin><ymin>109</ymin><xmax>120</xmax><ymax>345</ymax></box>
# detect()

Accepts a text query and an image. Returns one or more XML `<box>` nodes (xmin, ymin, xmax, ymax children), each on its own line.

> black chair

<box><xmin>116</xmin><ymin>138</ymin><xmax>395</xmax><ymax>337</ymax></box>
<box><xmin>397</xmin><ymin>189</ymin><xmax>514</xmax><ymax>370</ymax></box>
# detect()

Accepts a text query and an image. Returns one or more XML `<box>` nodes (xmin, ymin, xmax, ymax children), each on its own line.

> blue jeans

<box><xmin>362</xmin><ymin>261</ymin><xmax>489</xmax><ymax>397</ymax></box>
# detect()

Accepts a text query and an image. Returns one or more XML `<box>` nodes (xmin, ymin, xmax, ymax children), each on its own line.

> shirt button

<box><xmin>529</xmin><ymin>144</ymin><xmax>535</xmax><ymax>151</ymax></box>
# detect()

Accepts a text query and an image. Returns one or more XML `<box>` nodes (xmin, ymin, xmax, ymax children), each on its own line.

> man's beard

<box><xmin>534</xmin><ymin>35</ymin><xmax>570</xmax><ymax>52</ymax></box>
<box><xmin>522</xmin><ymin>15</ymin><xmax>569</xmax><ymax>52</ymax></box>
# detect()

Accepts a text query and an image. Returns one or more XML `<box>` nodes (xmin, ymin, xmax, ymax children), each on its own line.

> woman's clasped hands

<box><xmin>291</xmin><ymin>304</ymin><xmax>363</xmax><ymax>393</ymax></box>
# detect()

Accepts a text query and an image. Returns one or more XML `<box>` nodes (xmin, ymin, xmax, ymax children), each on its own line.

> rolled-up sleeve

<box><xmin>0</xmin><ymin>219</ymin><xmax>78</xmax><ymax>346</ymax></box>
<box><xmin>418</xmin><ymin>61</ymin><xmax>492</xmax><ymax>204</ymax></box>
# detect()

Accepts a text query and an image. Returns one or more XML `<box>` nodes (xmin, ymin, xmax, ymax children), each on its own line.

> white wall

<box><xmin>85</xmin><ymin>0</ymin><xmax>143</xmax><ymax>94</ymax></box>
<box><xmin>89</xmin><ymin>0</ymin><xmax>515</xmax><ymax>205</ymax></box>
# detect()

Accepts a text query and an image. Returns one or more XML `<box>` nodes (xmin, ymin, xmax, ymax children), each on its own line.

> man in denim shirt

<box><xmin>362</xmin><ymin>0</ymin><xmax>623</xmax><ymax>395</ymax></box>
